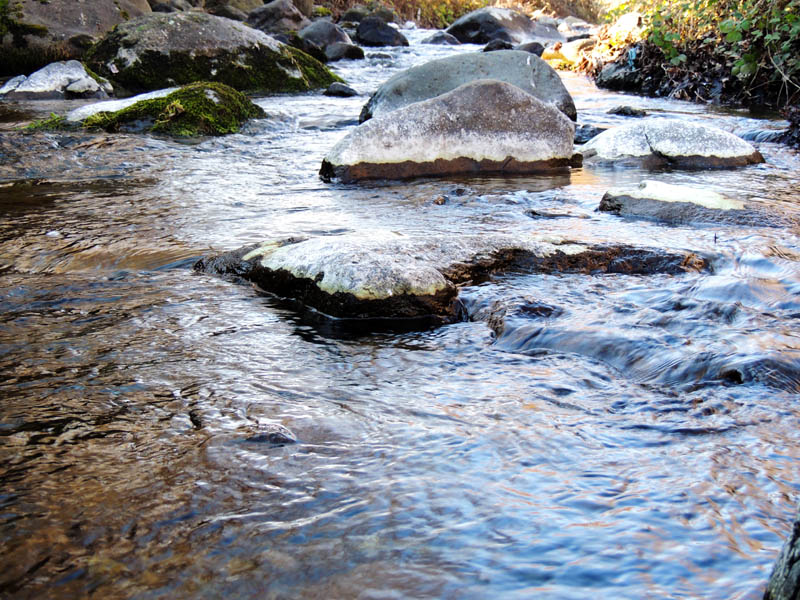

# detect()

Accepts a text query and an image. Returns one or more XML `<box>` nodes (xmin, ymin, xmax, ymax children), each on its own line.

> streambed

<box><xmin>1</xmin><ymin>29</ymin><xmax>799</xmax><ymax>599</ymax></box>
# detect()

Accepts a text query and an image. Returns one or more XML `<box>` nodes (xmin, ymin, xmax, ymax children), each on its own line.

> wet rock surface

<box><xmin>582</xmin><ymin>119</ymin><xmax>764</xmax><ymax>168</ymax></box>
<box><xmin>323</xmin><ymin>80</ymin><xmax>577</xmax><ymax>183</ymax></box>
<box><xmin>599</xmin><ymin>180</ymin><xmax>786</xmax><ymax>226</ymax></box>
<box><xmin>765</xmin><ymin>507</ymin><xmax>800</xmax><ymax>600</ymax></box>
<box><xmin>84</xmin><ymin>12</ymin><xmax>339</xmax><ymax>95</ymax></box>
<box><xmin>195</xmin><ymin>232</ymin><xmax>707</xmax><ymax>324</ymax></box>
<box><xmin>359</xmin><ymin>50</ymin><xmax>577</xmax><ymax>122</ymax></box>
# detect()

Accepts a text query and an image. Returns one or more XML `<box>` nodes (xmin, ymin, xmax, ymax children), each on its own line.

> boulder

<box><xmin>67</xmin><ymin>87</ymin><xmax>179</xmax><ymax>122</ymax></box>
<box><xmin>322</xmin><ymin>79</ymin><xmax>577</xmax><ymax>183</ymax></box>
<box><xmin>607</xmin><ymin>105</ymin><xmax>647</xmax><ymax>117</ymax></box>
<box><xmin>195</xmin><ymin>232</ymin><xmax>705</xmax><ymax>325</ymax></box>
<box><xmin>0</xmin><ymin>0</ymin><xmax>151</xmax><ymax>77</ymax></box>
<box><xmin>515</xmin><ymin>41</ymin><xmax>545</xmax><ymax>56</ymax></box>
<box><xmin>595</xmin><ymin>60</ymin><xmax>641</xmax><ymax>91</ymax></box>
<box><xmin>598</xmin><ymin>180</ymin><xmax>760</xmax><ymax>225</ymax></box>
<box><xmin>422</xmin><ymin>31</ymin><xmax>461</xmax><ymax>45</ymax></box>
<box><xmin>246</xmin><ymin>0</ymin><xmax>310</xmax><ymax>35</ymax></box>
<box><xmin>359</xmin><ymin>50</ymin><xmax>577</xmax><ymax>122</ymax></box>
<box><xmin>324</xmin><ymin>82</ymin><xmax>358</xmax><ymax>97</ymax></box>
<box><xmin>483</xmin><ymin>39</ymin><xmax>514</xmax><ymax>52</ymax></box>
<box><xmin>325</xmin><ymin>42</ymin><xmax>365</xmax><ymax>61</ymax></box>
<box><xmin>355</xmin><ymin>17</ymin><xmax>409</xmax><ymax>47</ymax></box>
<box><xmin>299</xmin><ymin>19</ymin><xmax>352</xmax><ymax>48</ymax></box>
<box><xmin>74</xmin><ymin>82</ymin><xmax>265</xmax><ymax>136</ymax></box>
<box><xmin>0</xmin><ymin>60</ymin><xmax>112</xmax><ymax>100</ymax></box>
<box><xmin>765</xmin><ymin>507</ymin><xmax>800</xmax><ymax>600</ymax></box>
<box><xmin>340</xmin><ymin>4</ymin><xmax>370</xmax><ymax>22</ymax></box>
<box><xmin>446</xmin><ymin>7</ymin><xmax>565</xmax><ymax>46</ymax></box>
<box><xmin>206</xmin><ymin>5</ymin><xmax>249</xmax><ymax>20</ymax></box>
<box><xmin>574</xmin><ymin>123</ymin><xmax>605</xmax><ymax>144</ymax></box>
<box><xmin>84</xmin><ymin>12</ymin><xmax>340</xmax><ymax>95</ymax></box>
<box><xmin>582</xmin><ymin>120</ymin><xmax>764</xmax><ymax>168</ymax></box>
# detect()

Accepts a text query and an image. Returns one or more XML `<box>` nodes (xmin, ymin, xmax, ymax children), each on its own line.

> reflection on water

<box><xmin>1</xmin><ymin>30</ymin><xmax>799</xmax><ymax>599</ymax></box>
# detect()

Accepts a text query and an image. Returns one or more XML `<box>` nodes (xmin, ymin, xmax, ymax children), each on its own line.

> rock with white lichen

<box><xmin>194</xmin><ymin>232</ymin><xmax>707</xmax><ymax>325</ymax></box>
<box><xmin>84</xmin><ymin>12</ymin><xmax>340</xmax><ymax>96</ymax></box>
<box><xmin>582</xmin><ymin>120</ymin><xmax>764</xmax><ymax>168</ymax></box>
<box><xmin>0</xmin><ymin>60</ymin><xmax>112</xmax><ymax>100</ymax></box>
<box><xmin>360</xmin><ymin>50</ymin><xmax>576</xmax><ymax>122</ymax></box>
<box><xmin>324</xmin><ymin>79</ymin><xmax>578</xmax><ymax>183</ymax></box>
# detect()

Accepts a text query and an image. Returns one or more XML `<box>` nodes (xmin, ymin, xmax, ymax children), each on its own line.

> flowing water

<box><xmin>1</xmin><ymin>30</ymin><xmax>799</xmax><ymax>599</ymax></box>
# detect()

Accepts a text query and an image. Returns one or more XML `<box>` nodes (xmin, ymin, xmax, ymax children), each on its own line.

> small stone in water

<box><xmin>433</xmin><ymin>195</ymin><xmax>448</xmax><ymax>205</ymax></box>
<box><xmin>247</xmin><ymin>423</ymin><xmax>296</xmax><ymax>445</ymax></box>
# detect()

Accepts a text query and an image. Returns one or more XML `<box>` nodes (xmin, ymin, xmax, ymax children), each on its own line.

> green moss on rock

<box><xmin>83</xmin><ymin>82</ymin><xmax>266</xmax><ymax>136</ymax></box>
<box><xmin>83</xmin><ymin>12</ymin><xmax>343</xmax><ymax>96</ymax></box>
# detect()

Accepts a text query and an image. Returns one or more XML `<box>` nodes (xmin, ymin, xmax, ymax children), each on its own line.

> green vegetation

<box><xmin>25</xmin><ymin>113</ymin><xmax>71</xmax><ymax>132</ymax></box>
<box><xmin>83</xmin><ymin>82</ymin><xmax>266</xmax><ymax>136</ymax></box>
<box><xmin>609</xmin><ymin>0</ymin><xmax>800</xmax><ymax>107</ymax></box>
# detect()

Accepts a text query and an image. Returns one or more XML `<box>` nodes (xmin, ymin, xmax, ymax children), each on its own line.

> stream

<box><xmin>1</xmin><ymin>28</ymin><xmax>799</xmax><ymax>599</ymax></box>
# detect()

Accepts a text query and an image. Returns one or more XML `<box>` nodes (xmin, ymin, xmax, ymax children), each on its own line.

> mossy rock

<box><xmin>82</xmin><ymin>82</ymin><xmax>266</xmax><ymax>136</ymax></box>
<box><xmin>84</xmin><ymin>12</ymin><xmax>341</xmax><ymax>96</ymax></box>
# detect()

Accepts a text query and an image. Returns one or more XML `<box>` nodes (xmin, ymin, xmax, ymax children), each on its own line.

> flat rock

<box><xmin>0</xmin><ymin>60</ymin><xmax>112</xmax><ymax>100</ymax></box>
<box><xmin>446</xmin><ymin>7</ymin><xmax>565</xmax><ymax>45</ymax></box>
<box><xmin>195</xmin><ymin>231</ymin><xmax>705</xmax><ymax>325</ymax></box>
<box><xmin>84</xmin><ymin>12</ymin><xmax>339</xmax><ymax>95</ymax></box>
<box><xmin>360</xmin><ymin>50</ymin><xmax>577</xmax><ymax>122</ymax></box>
<box><xmin>323</xmin><ymin>79</ymin><xmax>577</xmax><ymax>183</ymax></box>
<box><xmin>598</xmin><ymin>180</ymin><xmax>777</xmax><ymax>226</ymax></box>
<box><xmin>582</xmin><ymin>120</ymin><xmax>764</xmax><ymax>168</ymax></box>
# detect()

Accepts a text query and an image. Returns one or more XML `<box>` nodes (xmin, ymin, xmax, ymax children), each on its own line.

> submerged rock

<box><xmin>446</xmin><ymin>7</ymin><xmax>565</xmax><ymax>46</ymax></box>
<box><xmin>597</xmin><ymin>180</ymin><xmax>780</xmax><ymax>226</ymax></box>
<box><xmin>0</xmin><ymin>60</ymin><xmax>112</xmax><ymax>100</ymax></box>
<box><xmin>325</xmin><ymin>42</ymin><xmax>365</xmax><ymax>62</ymax></box>
<box><xmin>195</xmin><ymin>232</ymin><xmax>706</xmax><ymax>325</ymax></box>
<box><xmin>582</xmin><ymin>120</ymin><xmax>764</xmax><ymax>168</ymax></box>
<box><xmin>324</xmin><ymin>82</ymin><xmax>359</xmax><ymax>97</ymax></box>
<box><xmin>764</xmin><ymin>506</ymin><xmax>800</xmax><ymax>600</ymax></box>
<box><xmin>359</xmin><ymin>50</ymin><xmax>577</xmax><ymax>123</ymax></box>
<box><xmin>322</xmin><ymin>80</ymin><xmax>577</xmax><ymax>183</ymax></box>
<box><xmin>76</xmin><ymin>82</ymin><xmax>265</xmax><ymax>136</ymax></box>
<box><xmin>84</xmin><ymin>12</ymin><xmax>340</xmax><ymax>95</ymax></box>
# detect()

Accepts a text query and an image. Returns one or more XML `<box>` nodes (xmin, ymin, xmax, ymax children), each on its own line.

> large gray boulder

<box><xmin>446</xmin><ymin>7</ymin><xmax>565</xmax><ymax>46</ymax></box>
<box><xmin>195</xmin><ymin>232</ymin><xmax>702</xmax><ymax>325</ymax></box>
<box><xmin>765</xmin><ymin>507</ymin><xmax>800</xmax><ymax>600</ymax></box>
<box><xmin>84</xmin><ymin>12</ymin><xmax>340</xmax><ymax>95</ymax></box>
<box><xmin>0</xmin><ymin>60</ymin><xmax>112</xmax><ymax>100</ymax></box>
<box><xmin>360</xmin><ymin>50</ymin><xmax>577</xmax><ymax>123</ymax></box>
<box><xmin>246</xmin><ymin>0</ymin><xmax>310</xmax><ymax>35</ymax></box>
<box><xmin>323</xmin><ymin>79</ymin><xmax>577</xmax><ymax>183</ymax></box>
<box><xmin>582</xmin><ymin>120</ymin><xmax>764</xmax><ymax>168</ymax></box>
<box><xmin>0</xmin><ymin>0</ymin><xmax>151</xmax><ymax>77</ymax></box>
<box><xmin>355</xmin><ymin>17</ymin><xmax>409</xmax><ymax>47</ymax></box>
